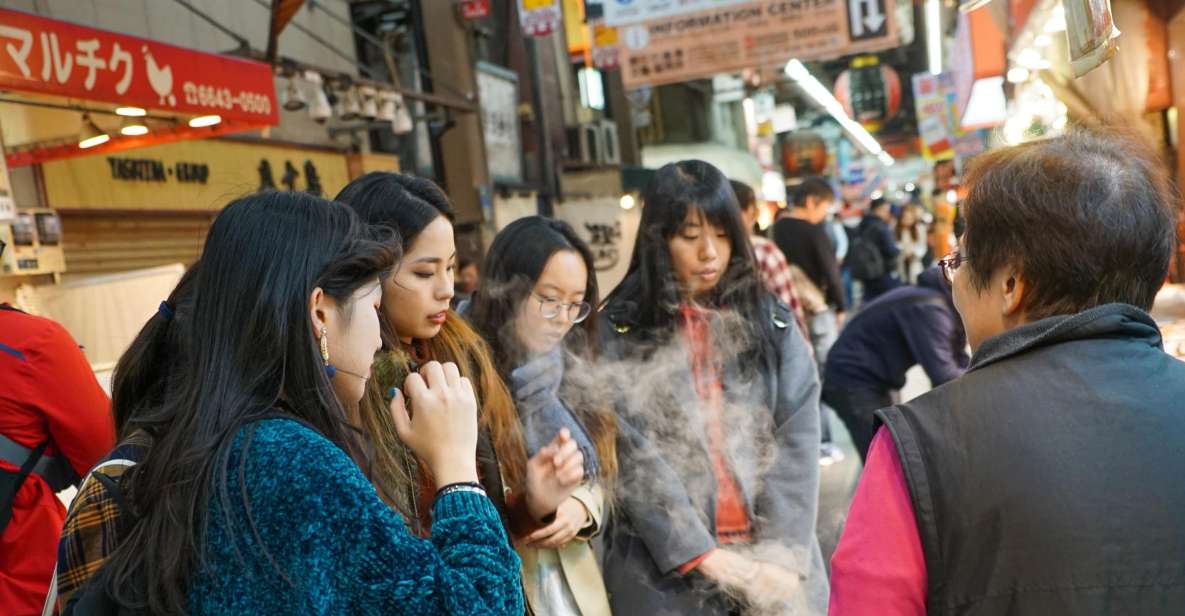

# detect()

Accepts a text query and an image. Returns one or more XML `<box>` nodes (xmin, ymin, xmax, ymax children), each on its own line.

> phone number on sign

<box><xmin>182</xmin><ymin>82</ymin><xmax>273</xmax><ymax>115</ymax></box>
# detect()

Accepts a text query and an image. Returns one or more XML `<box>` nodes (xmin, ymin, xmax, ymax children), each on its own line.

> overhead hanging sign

<box><xmin>619</xmin><ymin>0</ymin><xmax>898</xmax><ymax>89</ymax></box>
<box><xmin>0</xmin><ymin>8</ymin><xmax>279</xmax><ymax>125</ymax></box>
<box><xmin>602</xmin><ymin>0</ymin><xmax>751</xmax><ymax>26</ymax></box>
<box><xmin>519</xmin><ymin>0</ymin><xmax>563</xmax><ymax>37</ymax></box>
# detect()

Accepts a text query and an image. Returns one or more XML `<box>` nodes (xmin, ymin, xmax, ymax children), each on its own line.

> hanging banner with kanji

<box><xmin>519</xmin><ymin>0</ymin><xmax>563</xmax><ymax>37</ymax></box>
<box><xmin>0</xmin><ymin>7</ymin><xmax>279</xmax><ymax>125</ymax></box>
<box><xmin>619</xmin><ymin>0</ymin><xmax>899</xmax><ymax>89</ymax></box>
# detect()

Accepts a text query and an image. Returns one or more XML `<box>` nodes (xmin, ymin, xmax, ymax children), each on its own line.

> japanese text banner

<box><xmin>619</xmin><ymin>0</ymin><xmax>899</xmax><ymax>89</ymax></box>
<box><xmin>0</xmin><ymin>8</ymin><xmax>278</xmax><ymax>124</ymax></box>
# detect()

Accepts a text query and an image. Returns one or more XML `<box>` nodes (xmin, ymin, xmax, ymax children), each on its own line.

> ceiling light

<box><xmin>358</xmin><ymin>85</ymin><xmax>378</xmax><ymax>120</ymax></box>
<box><xmin>926</xmin><ymin>0</ymin><xmax>943</xmax><ymax>75</ymax></box>
<box><xmin>620</xmin><ymin>194</ymin><xmax>636</xmax><ymax>210</ymax></box>
<box><xmin>115</xmin><ymin>106</ymin><xmax>146</xmax><ymax>117</ymax></box>
<box><xmin>1045</xmin><ymin>5</ymin><xmax>1066</xmax><ymax>32</ymax></box>
<box><xmin>1007</xmin><ymin>66</ymin><xmax>1031</xmax><ymax>83</ymax></box>
<box><xmin>119</xmin><ymin>116</ymin><xmax>148</xmax><ymax>136</ymax></box>
<box><xmin>188</xmin><ymin>115</ymin><xmax>222</xmax><ymax>128</ymax></box>
<box><xmin>78</xmin><ymin>115</ymin><xmax>110</xmax><ymax>149</ymax></box>
<box><xmin>282</xmin><ymin>77</ymin><xmax>307</xmax><ymax>112</ymax></box>
<box><xmin>783</xmin><ymin>59</ymin><xmax>892</xmax><ymax>166</ymax></box>
<box><xmin>305</xmin><ymin>71</ymin><xmax>332</xmax><ymax>124</ymax></box>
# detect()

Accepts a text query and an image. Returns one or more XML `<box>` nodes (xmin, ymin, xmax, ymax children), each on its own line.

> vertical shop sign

<box><xmin>475</xmin><ymin>63</ymin><xmax>523</xmax><ymax>183</ymax></box>
<box><xmin>519</xmin><ymin>0</ymin><xmax>563</xmax><ymax>37</ymax></box>
<box><xmin>912</xmin><ymin>72</ymin><xmax>955</xmax><ymax>160</ymax></box>
<box><xmin>591</xmin><ymin>23</ymin><xmax>621</xmax><ymax>70</ymax></box>
<box><xmin>459</xmin><ymin>0</ymin><xmax>491</xmax><ymax>20</ymax></box>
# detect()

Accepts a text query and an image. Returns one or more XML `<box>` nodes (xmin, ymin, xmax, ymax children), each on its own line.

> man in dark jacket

<box><xmin>850</xmin><ymin>197</ymin><xmax>901</xmax><ymax>302</ymax></box>
<box><xmin>830</xmin><ymin>129</ymin><xmax>1185</xmax><ymax>614</ymax></box>
<box><xmin>821</xmin><ymin>267</ymin><xmax>968</xmax><ymax>460</ymax></box>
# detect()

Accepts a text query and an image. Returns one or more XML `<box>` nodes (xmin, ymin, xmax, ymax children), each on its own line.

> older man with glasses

<box><xmin>829</xmin><ymin>129</ymin><xmax>1185</xmax><ymax>615</ymax></box>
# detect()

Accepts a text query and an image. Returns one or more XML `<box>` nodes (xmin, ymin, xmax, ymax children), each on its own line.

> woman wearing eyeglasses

<box><xmin>466</xmin><ymin>216</ymin><xmax>617</xmax><ymax>616</ymax></box>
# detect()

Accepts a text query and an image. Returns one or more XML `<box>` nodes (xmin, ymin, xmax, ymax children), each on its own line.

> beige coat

<box><xmin>517</xmin><ymin>484</ymin><xmax>612</xmax><ymax>616</ymax></box>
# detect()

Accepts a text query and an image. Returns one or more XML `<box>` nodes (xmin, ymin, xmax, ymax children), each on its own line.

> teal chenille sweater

<box><xmin>188</xmin><ymin>419</ymin><xmax>524</xmax><ymax>615</ymax></box>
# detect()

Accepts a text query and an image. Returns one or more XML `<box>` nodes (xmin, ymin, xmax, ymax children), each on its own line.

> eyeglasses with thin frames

<box><xmin>534</xmin><ymin>293</ymin><xmax>592</xmax><ymax>324</ymax></box>
<box><xmin>938</xmin><ymin>250</ymin><xmax>970</xmax><ymax>285</ymax></box>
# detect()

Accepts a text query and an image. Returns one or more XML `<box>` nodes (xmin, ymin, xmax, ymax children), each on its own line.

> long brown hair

<box><xmin>335</xmin><ymin>172</ymin><xmax>527</xmax><ymax>517</ymax></box>
<box><xmin>466</xmin><ymin>217</ymin><xmax>618</xmax><ymax>487</ymax></box>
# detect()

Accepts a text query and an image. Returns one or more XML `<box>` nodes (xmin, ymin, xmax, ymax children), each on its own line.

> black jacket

<box><xmin>878</xmin><ymin>304</ymin><xmax>1185</xmax><ymax>615</ymax></box>
<box><xmin>772</xmin><ymin>217</ymin><xmax>846</xmax><ymax>311</ymax></box>
<box><xmin>824</xmin><ymin>268</ymin><xmax>968</xmax><ymax>392</ymax></box>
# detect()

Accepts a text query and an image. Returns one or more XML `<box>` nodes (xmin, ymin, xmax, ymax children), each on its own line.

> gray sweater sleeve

<box><xmin>753</xmin><ymin>320</ymin><xmax>830</xmax><ymax>609</ymax></box>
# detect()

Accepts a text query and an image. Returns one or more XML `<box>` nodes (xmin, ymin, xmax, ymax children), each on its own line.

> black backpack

<box><xmin>847</xmin><ymin>228</ymin><xmax>887</xmax><ymax>281</ymax></box>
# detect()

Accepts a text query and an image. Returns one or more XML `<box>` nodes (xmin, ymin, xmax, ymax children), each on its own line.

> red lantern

<box><xmin>780</xmin><ymin>131</ymin><xmax>828</xmax><ymax>177</ymax></box>
<box><xmin>834</xmin><ymin>57</ymin><xmax>902</xmax><ymax>133</ymax></box>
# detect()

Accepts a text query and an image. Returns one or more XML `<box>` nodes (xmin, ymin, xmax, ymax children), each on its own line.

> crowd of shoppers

<box><xmin>1</xmin><ymin>127</ymin><xmax>1182</xmax><ymax>616</ymax></box>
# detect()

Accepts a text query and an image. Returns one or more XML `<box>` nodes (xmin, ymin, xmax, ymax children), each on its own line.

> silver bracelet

<box><xmin>437</xmin><ymin>484</ymin><xmax>487</xmax><ymax>499</ymax></box>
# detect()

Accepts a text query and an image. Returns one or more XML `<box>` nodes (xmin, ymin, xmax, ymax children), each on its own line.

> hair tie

<box><xmin>158</xmin><ymin>301</ymin><xmax>175</xmax><ymax>320</ymax></box>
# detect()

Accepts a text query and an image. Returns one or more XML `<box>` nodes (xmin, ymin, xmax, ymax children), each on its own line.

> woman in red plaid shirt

<box><xmin>731</xmin><ymin>180</ymin><xmax>810</xmax><ymax>340</ymax></box>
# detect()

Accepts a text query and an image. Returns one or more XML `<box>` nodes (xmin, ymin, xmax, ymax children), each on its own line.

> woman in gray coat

<box><xmin>598</xmin><ymin>160</ymin><xmax>828</xmax><ymax>614</ymax></box>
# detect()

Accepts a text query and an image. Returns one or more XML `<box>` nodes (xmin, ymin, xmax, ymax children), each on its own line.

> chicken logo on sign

<box><xmin>142</xmin><ymin>45</ymin><xmax>175</xmax><ymax>106</ymax></box>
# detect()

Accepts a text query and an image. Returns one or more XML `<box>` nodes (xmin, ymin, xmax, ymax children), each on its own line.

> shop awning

<box><xmin>0</xmin><ymin>7</ymin><xmax>279</xmax><ymax>166</ymax></box>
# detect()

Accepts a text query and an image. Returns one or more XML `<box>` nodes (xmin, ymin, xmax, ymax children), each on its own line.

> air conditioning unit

<box><xmin>599</xmin><ymin>120</ymin><xmax>621</xmax><ymax>165</ymax></box>
<box><xmin>565</xmin><ymin>122</ymin><xmax>604</xmax><ymax>165</ymax></box>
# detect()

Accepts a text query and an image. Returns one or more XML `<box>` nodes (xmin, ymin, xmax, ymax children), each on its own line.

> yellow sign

<box><xmin>42</xmin><ymin>138</ymin><xmax>351</xmax><ymax>211</ymax></box>
<box><xmin>524</xmin><ymin>0</ymin><xmax>555</xmax><ymax>9</ymax></box>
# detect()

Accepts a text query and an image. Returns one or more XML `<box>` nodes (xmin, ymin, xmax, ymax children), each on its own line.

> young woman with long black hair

<box><xmin>67</xmin><ymin>191</ymin><xmax>523</xmax><ymax>615</ymax></box>
<box><xmin>465</xmin><ymin>216</ymin><xmax>618</xmax><ymax>616</ymax></box>
<box><xmin>335</xmin><ymin>173</ymin><xmax>584</xmax><ymax>543</ymax></box>
<box><xmin>599</xmin><ymin>160</ymin><xmax>828</xmax><ymax>614</ymax></box>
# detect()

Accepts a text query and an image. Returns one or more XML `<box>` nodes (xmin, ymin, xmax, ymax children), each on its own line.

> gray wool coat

<box><xmin>597</xmin><ymin>300</ymin><xmax>829</xmax><ymax>615</ymax></box>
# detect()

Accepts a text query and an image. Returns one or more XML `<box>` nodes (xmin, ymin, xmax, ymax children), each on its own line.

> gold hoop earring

<box><xmin>320</xmin><ymin>327</ymin><xmax>330</xmax><ymax>366</ymax></box>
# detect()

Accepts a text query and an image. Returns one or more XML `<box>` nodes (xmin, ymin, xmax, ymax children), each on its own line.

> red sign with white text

<box><xmin>0</xmin><ymin>8</ymin><xmax>278</xmax><ymax>125</ymax></box>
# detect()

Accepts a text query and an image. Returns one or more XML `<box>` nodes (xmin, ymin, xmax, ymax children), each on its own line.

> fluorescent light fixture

<box><xmin>188</xmin><ymin>115</ymin><xmax>222</xmax><ymax>128</ymax></box>
<box><xmin>784</xmin><ymin>59</ymin><xmax>893</xmax><ymax>166</ymax></box>
<box><xmin>115</xmin><ymin>106</ymin><xmax>146</xmax><ymax>117</ymax></box>
<box><xmin>119</xmin><ymin>116</ymin><xmax>149</xmax><ymax>136</ymax></box>
<box><xmin>926</xmin><ymin>0</ymin><xmax>943</xmax><ymax>75</ymax></box>
<box><xmin>1007</xmin><ymin>66</ymin><xmax>1031</xmax><ymax>83</ymax></box>
<box><xmin>1045</xmin><ymin>5</ymin><xmax>1066</xmax><ymax>32</ymax></box>
<box><xmin>878</xmin><ymin>151</ymin><xmax>895</xmax><ymax>166</ymax></box>
<box><xmin>78</xmin><ymin>114</ymin><xmax>110</xmax><ymax>149</ymax></box>
<box><xmin>578</xmin><ymin>68</ymin><xmax>605</xmax><ymax>111</ymax></box>
<box><xmin>960</xmin><ymin>76</ymin><xmax>1007</xmax><ymax>128</ymax></box>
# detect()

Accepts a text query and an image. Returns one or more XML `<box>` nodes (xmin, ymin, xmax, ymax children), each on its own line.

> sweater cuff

<box><xmin>678</xmin><ymin>550</ymin><xmax>716</xmax><ymax>575</ymax></box>
<box><xmin>433</xmin><ymin>489</ymin><xmax>498</xmax><ymax>521</ymax></box>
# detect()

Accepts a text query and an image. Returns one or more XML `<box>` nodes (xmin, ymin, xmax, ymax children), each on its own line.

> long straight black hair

<box><xmin>602</xmin><ymin>159</ymin><xmax>776</xmax><ymax>362</ymax></box>
<box><xmin>103</xmin><ymin>191</ymin><xmax>398</xmax><ymax>614</ymax></box>
<box><xmin>111</xmin><ymin>263</ymin><xmax>200</xmax><ymax>440</ymax></box>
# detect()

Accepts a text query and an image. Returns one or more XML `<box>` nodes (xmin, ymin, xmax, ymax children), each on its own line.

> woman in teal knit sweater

<box><xmin>82</xmin><ymin>191</ymin><xmax>525</xmax><ymax>615</ymax></box>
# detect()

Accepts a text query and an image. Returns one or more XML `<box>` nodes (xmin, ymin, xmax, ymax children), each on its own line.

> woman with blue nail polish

<box><xmin>51</xmin><ymin>191</ymin><xmax>524</xmax><ymax>615</ymax></box>
<box><xmin>337</xmin><ymin>173</ymin><xmax>585</xmax><ymax>549</ymax></box>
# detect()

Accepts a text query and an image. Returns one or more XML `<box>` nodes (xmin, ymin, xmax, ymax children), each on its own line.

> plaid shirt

<box><xmin>50</xmin><ymin>432</ymin><xmax>150</xmax><ymax>614</ymax></box>
<box><xmin>751</xmin><ymin>236</ymin><xmax>811</xmax><ymax>340</ymax></box>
